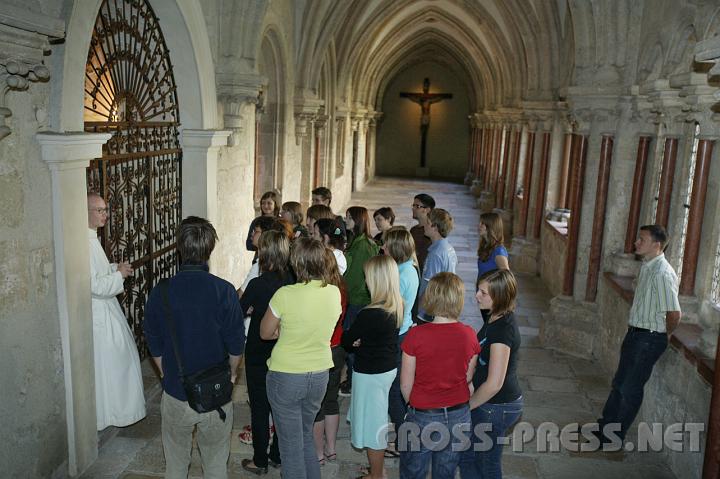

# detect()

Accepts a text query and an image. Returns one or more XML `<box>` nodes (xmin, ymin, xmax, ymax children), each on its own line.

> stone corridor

<box><xmin>82</xmin><ymin>178</ymin><xmax>678</xmax><ymax>479</ymax></box>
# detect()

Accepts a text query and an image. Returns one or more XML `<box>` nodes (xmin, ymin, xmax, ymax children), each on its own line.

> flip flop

<box><xmin>384</xmin><ymin>448</ymin><xmax>400</xmax><ymax>458</ymax></box>
<box><xmin>324</xmin><ymin>452</ymin><xmax>337</xmax><ymax>462</ymax></box>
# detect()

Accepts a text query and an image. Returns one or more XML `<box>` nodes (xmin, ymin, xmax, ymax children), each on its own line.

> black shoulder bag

<box><xmin>159</xmin><ymin>280</ymin><xmax>233</xmax><ymax>421</ymax></box>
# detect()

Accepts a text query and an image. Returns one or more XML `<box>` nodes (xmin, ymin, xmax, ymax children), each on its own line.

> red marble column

<box><xmin>532</xmin><ymin>131</ymin><xmax>552</xmax><ymax>239</ymax></box>
<box><xmin>562</xmin><ymin>134</ymin><xmax>588</xmax><ymax>297</ymax></box>
<box><xmin>585</xmin><ymin>135</ymin><xmax>614</xmax><ymax>302</ymax></box>
<box><xmin>496</xmin><ymin>127</ymin><xmax>513</xmax><ymax>207</ymax></box>
<box><xmin>517</xmin><ymin>130</ymin><xmax>536</xmax><ymax>237</ymax></box>
<box><xmin>486</xmin><ymin>126</ymin><xmax>501</xmax><ymax>190</ymax></box>
<box><xmin>624</xmin><ymin>136</ymin><xmax>652</xmax><ymax>253</ymax></box>
<box><xmin>655</xmin><ymin>137</ymin><xmax>678</xmax><ymax>228</ymax></box>
<box><xmin>679</xmin><ymin>139</ymin><xmax>715</xmax><ymax>295</ymax></box>
<box><xmin>507</xmin><ymin>128</ymin><xmax>523</xmax><ymax>210</ymax></box>
<box><xmin>475</xmin><ymin>128</ymin><xmax>484</xmax><ymax>178</ymax></box>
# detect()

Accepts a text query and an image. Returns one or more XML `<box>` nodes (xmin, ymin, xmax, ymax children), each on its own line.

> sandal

<box><xmin>241</xmin><ymin>458</ymin><xmax>268</xmax><ymax>475</ymax></box>
<box><xmin>324</xmin><ymin>452</ymin><xmax>337</xmax><ymax>463</ymax></box>
<box><xmin>318</xmin><ymin>456</ymin><xmax>326</xmax><ymax>466</ymax></box>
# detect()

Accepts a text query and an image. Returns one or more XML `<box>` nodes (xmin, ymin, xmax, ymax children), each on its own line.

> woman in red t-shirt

<box><xmin>399</xmin><ymin>273</ymin><xmax>480</xmax><ymax>479</ymax></box>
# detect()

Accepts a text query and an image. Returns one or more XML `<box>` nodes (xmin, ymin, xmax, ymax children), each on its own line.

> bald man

<box><xmin>88</xmin><ymin>192</ymin><xmax>146</xmax><ymax>430</ymax></box>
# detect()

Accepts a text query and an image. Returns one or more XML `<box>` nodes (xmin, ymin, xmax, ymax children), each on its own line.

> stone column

<box><xmin>465</xmin><ymin>121</ymin><xmax>478</xmax><ymax>185</ymax></box>
<box><xmin>353</xmin><ymin>113</ymin><xmax>369</xmax><ymax>188</ymax></box>
<box><xmin>557</xmin><ymin>132</ymin><xmax>573</xmax><ymax>208</ymax></box>
<box><xmin>37</xmin><ymin>132</ymin><xmax>112</xmax><ymax>476</ymax></box>
<box><xmin>517</xmin><ymin>127</ymin><xmax>537</xmax><ymax>237</ymax></box>
<box><xmin>181</xmin><ymin>129</ymin><xmax>232</xmax><ymax>226</ymax></box>
<box><xmin>624</xmin><ymin>136</ymin><xmax>652</xmax><ymax>253</ymax></box>
<box><xmin>506</xmin><ymin>124</ymin><xmax>523</xmax><ymax>210</ymax></box>
<box><xmin>562</xmin><ymin>133</ymin><xmax>589</xmax><ymax>297</ymax></box>
<box><xmin>532</xmin><ymin>128</ymin><xmax>553</xmax><ymax>239</ymax></box>
<box><xmin>495</xmin><ymin>125</ymin><xmax>513</xmax><ymax>207</ymax></box>
<box><xmin>313</xmin><ymin>115</ymin><xmax>327</xmax><ymax>188</ymax></box>
<box><xmin>334</xmin><ymin>113</ymin><xmax>347</xmax><ymax>179</ymax></box>
<box><xmin>585</xmin><ymin>134</ymin><xmax>614</xmax><ymax>302</ymax></box>
<box><xmin>679</xmin><ymin>138</ymin><xmax>714</xmax><ymax>295</ymax></box>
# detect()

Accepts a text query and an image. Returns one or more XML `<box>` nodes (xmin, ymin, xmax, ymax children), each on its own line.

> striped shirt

<box><xmin>628</xmin><ymin>253</ymin><xmax>680</xmax><ymax>333</ymax></box>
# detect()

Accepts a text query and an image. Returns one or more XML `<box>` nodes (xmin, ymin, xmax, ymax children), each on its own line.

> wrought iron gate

<box><xmin>84</xmin><ymin>0</ymin><xmax>182</xmax><ymax>358</ymax></box>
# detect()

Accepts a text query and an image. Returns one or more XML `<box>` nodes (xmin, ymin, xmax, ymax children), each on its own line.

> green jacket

<box><xmin>343</xmin><ymin>233</ymin><xmax>379</xmax><ymax>305</ymax></box>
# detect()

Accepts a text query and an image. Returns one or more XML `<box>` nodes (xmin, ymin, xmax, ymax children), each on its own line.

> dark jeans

<box><xmin>316</xmin><ymin>346</ymin><xmax>346</xmax><ymax>421</ymax></box>
<box><xmin>459</xmin><ymin>397</ymin><xmax>523</xmax><ymax>479</ymax></box>
<box><xmin>343</xmin><ymin>304</ymin><xmax>364</xmax><ymax>381</ymax></box>
<box><xmin>399</xmin><ymin>405</ymin><xmax>471</xmax><ymax>479</ymax></box>
<box><xmin>246</xmin><ymin>363</ymin><xmax>281</xmax><ymax>467</ymax></box>
<box><xmin>598</xmin><ymin>329</ymin><xmax>668</xmax><ymax>441</ymax></box>
<box><xmin>388</xmin><ymin>332</ymin><xmax>407</xmax><ymax>428</ymax></box>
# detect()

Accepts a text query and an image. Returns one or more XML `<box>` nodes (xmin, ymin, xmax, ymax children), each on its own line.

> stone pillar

<box><xmin>517</xmin><ymin>128</ymin><xmax>536</xmax><ymax>237</ymax></box>
<box><xmin>181</xmin><ymin>129</ymin><xmax>232</xmax><ymax>226</ymax></box>
<box><xmin>655</xmin><ymin>136</ymin><xmax>679</xmax><ymax>228</ymax></box>
<box><xmin>465</xmin><ymin>122</ymin><xmax>478</xmax><ymax>185</ymax></box>
<box><xmin>506</xmin><ymin>125</ymin><xmax>523</xmax><ymax>210</ymax></box>
<box><xmin>353</xmin><ymin>115</ymin><xmax>369</xmax><ymax>188</ymax></box>
<box><xmin>624</xmin><ymin>136</ymin><xmax>652</xmax><ymax>253</ymax></box>
<box><xmin>313</xmin><ymin>115</ymin><xmax>328</xmax><ymax>188</ymax></box>
<box><xmin>334</xmin><ymin>114</ymin><xmax>346</xmax><ymax>179</ymax></box>
<box><xmin>495</xmin><ymin>126</ymin><xmax>513</xmax><ymax>207</ymax></box>
<box><xmin>679</xmin><ymin>138</ymin><xmax>714</xmax><ymax>295</ymax></box>
<box><xmin>585</xmin><ymin>134</ymin><xmax>614</xmax><ymax>302</ymax></box>
<box><xmin>562</xmin><ymin>134</ymin><xmax>589</xmax><ymax>296</ymax></box>
<box><xmin>37</xmin><ymin>132</ymin><xmax>112</xmax><ymax>476</ymax></box>
<box><xmin>532</xmin><ymin>129</ymin><xmax>553</xmax><ymax>239</ymax></box>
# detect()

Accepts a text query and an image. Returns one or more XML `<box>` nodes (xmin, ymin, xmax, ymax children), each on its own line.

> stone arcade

<box><xmin>2</xmin><ymin>1</ymin><xmax>720</xmax><ymax>478</ymax></box>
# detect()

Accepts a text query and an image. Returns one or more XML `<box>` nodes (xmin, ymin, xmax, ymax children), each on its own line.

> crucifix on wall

<box><xmin>400</xmin><ymin>77</ymin><xmax>453</xmax><ymax>168</ymax></box>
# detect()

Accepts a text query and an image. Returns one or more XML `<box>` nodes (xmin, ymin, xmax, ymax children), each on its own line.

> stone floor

<box><xmin>81</xmin><ymin>177</ymin><xmax>678</xmax><ymax>478</ymax></box>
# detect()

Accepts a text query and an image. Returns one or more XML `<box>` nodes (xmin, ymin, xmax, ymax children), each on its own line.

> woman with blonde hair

<box><xmin>400</xmin><ymin>272</ymin><xmax>480</xmax><ymax>479</ymax></box>
<box><xmin>476</xmin><ymin>212</ymin><xmax>509</xmax><ymax>282</ymax></box>
<box><xmin>342</xmin><ymin>254</ymin><xmax>402</xmax><ymax>479</ymax></box>
<box><xmin>260</xmin><ymin>237</ymin><xmax>343</xmax><ymax>479</ymax></box>
<box><xmin>460</xmin><ymin>269</ymin><xmax>522</xmax><ymax>479</ymax></box>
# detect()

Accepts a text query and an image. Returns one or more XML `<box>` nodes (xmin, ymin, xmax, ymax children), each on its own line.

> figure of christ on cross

<box><xmin>400</xmin><ymin>77</ymin><xmax>453</xmax><ymax>168</ymax></box>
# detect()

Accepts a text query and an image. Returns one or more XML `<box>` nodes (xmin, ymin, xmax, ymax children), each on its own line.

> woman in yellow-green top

<box><xmin>260</xmin><ymin>237</ymin><xmax>342</xmax><ymax>479</ymax></box>
<box><xmin>340</xmin><ymin>206</ymin><xmax>380</xmax><ymax>396</ymax></box>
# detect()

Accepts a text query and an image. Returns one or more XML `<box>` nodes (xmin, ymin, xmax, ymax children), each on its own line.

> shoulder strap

<box><xmin>159</xmin><ymin>279</ymin><xmax>185</xmax><ymax>376</ymax></box>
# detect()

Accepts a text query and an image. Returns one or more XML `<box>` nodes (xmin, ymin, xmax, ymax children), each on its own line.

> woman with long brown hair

<box><xmin>246</xmin><ymin>191</ymin><xmax>280</xmax><ymax>251</ymax></box>
<box><xmin>340</xmin><ymin>206</ymin><xmax>380</xmax><ymax>396</ymax></box>
<box><xmin>476</xmin><ymin>212</ymin><xmax>509</xmax><ymax>283</ymax></box>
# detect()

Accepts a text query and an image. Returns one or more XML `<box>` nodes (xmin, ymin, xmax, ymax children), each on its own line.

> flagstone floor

<box><xmin>81</xmin><ymin>177</ymin><xmax>678</xmax><ymax>479</ymax></box>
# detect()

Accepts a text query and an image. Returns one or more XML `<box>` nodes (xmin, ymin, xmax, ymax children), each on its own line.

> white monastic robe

<box><xmin>89</xmin><ymin>228</ymin><xmax>146</xmax><ymax>430</ymax></box>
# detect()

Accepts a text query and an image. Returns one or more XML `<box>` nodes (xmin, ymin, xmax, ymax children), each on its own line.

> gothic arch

<box><xmin>58</xmin><ymin>0</ymin><xmax>217</xmax><ymax>131</ymax></box>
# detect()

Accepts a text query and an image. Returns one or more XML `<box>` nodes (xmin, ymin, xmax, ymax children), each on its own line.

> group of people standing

<box><xmin>88</xmin><ymin>187</ymin><xmax>524</xmax><ymax>479</ymax></box>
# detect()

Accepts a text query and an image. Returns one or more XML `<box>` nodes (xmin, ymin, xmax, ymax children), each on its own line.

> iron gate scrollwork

<box><xmin>84</xmin><ymin>0</ymin><xmax>182</xmax><ymax>359</ymax></box>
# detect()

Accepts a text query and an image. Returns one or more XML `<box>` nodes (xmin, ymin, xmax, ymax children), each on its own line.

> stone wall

<box><xmin>0</xmin><ymin>79</ymin><xmax>68</xmax><ymax>477</ymax></box>
<box><xmin>539</xmin><ymin>221</ymin><xmax>567</xmax><ymax>297</ymax></box>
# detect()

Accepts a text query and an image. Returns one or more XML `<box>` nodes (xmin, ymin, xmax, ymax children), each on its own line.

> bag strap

<box><xmin>159</xmin><ymin>279</ymin><xmax>185</xmax><ymax>377</ymax></box>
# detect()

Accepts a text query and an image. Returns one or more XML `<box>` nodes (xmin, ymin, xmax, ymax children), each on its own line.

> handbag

<box><xmin>159</xmin><ymin>280</ymin><xmax>233</xmax><ymax>421</ymax></box>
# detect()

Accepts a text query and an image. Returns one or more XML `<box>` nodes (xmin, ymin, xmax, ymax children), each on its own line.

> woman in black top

<box><xmin>460</xmin><ymin>269</ymin><xmax>522</xmax><ymax>479</ymax></box>
<box><xmin>342</xmin><ymin>255</ymin><xmax>402</xmax><ymax>479</ymax></box>
<box><xmin>245</xmin><ymin>191</ymin><xmax>280</xmax><ymax>251</ymax></box>
<box><xmin>239</xmin><ymin>230</ymin><xmax>293</xmax><ymax>475</ymax></box>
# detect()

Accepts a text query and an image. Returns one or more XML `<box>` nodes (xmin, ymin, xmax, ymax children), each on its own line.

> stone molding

<box><xmin>37</xmin><ymin>131</ymin><xmax>112</xmax><ymax>477</ymax></box>
<box><xmin>0</xmin><ymin>3</ymin><xmax>65</xmax><ymax>140</ymax></box>
<box><xmin>218</xmin><ymin>74</ymin><xmax>266</xmax><ymax>147</ymax></box>
<box><xmin>294</xmin><ymin>96</ymin><xmax>324</xmax><ymax>142</ymax></box>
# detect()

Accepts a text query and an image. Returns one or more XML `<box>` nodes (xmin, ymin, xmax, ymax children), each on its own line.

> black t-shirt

<box><xmin>341</xmin><ymin>307</ymin><xmax>398</xmax><ymax>374</ymax></box>
<box><xmin>473</xmin><ymin>311</ymin><xmax>522</xmax><ymax>403</ymax></box>
<box><xmin>240</xmin><ymin>270</ymin><xmax>294</xmax><ymax>366</ymax></box>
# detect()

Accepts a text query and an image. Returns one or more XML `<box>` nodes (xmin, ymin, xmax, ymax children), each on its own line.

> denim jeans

<box><xmin>266</xmin><ymin>370</ymin><xmax>329</xmax><ymax>479</ymax></box>
<box><xmin>388</xmin><ymin>332</ymin><xmax>407</xmax><ymax>429</ymax></box>
<box><xmin>598</xmin><ymin>329</ymin><xmax>668</xmax><ymax>441</ymax></box>
<box><xmin>399</xmin><ymin>405</ymin><xmax>471</xmax><ymax>479</ymax></box>
<box><xmin>459</xmin><ymin>397</ymin><xmax>523</xmax><ymax>479</ymax></box>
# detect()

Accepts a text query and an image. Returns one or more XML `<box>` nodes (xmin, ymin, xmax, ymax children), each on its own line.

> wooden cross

<box><xmin>400</xmin><ymin>78</ymin><xmax>453</xmax><ymax>168</ymax></box>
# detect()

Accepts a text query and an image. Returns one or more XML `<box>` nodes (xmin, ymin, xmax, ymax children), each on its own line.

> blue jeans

<box><xmin>388</xmin><ymin>332</ymin><xmax>407</xmax><ymax>429</ymax></box>
<box><xmin>266</xmin><ymin>370</ymin><xmax>328</xmax><ymax>479</ymax></box>
<box><xmin>399</xmin><ymin>405</ymin><xmax>471</xmax><ymax>479</ymax></box>
<box><xmin>459</xmin><ymin>397</ymin><xmax>523</xmax><ymax>479</ymax></box>
<box><xmin>598</xmin><ymin>329</ymin><xmax>668</xmax><ymax>441</ymax></box>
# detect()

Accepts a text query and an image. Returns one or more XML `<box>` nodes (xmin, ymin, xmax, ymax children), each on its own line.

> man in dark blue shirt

<box><xmin>144</xmin><ymin>216</ymin><xmax>244</xmax><ymax>478</ymax></box>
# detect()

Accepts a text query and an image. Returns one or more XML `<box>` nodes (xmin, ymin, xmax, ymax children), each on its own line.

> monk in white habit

<box><xmin>88</xmin><ymin>192</ymin><xmax>146</xmax><ymax>430</ymax></box>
